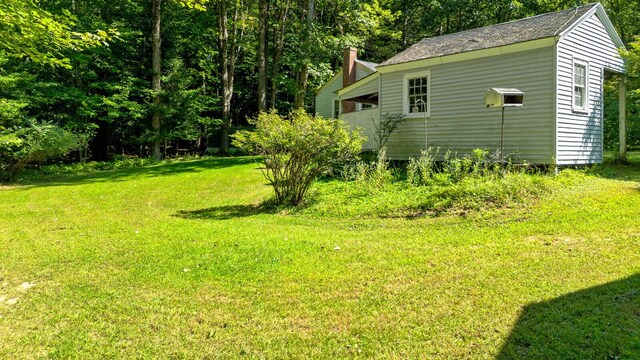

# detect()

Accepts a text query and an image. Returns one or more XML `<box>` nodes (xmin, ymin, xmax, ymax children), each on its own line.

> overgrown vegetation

<box><xmin>232</xmin><ymin>110</ymin><xmax>364</xmax><ymax>206</ymax></box>
<box><xmin>327</xmin><ymin>147</ymin><xmax>555</xmax><ymax>217</ymax></box>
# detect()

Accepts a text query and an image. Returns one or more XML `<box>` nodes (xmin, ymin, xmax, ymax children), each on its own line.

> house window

<box><xmin>333</xmin><ymin>99</ymin><xmax>340</xmax><ymax>118</ymax></box>
<box><xmin>403</xmin><ymin>70</ymin><xmax>431</xmax><ymax>117</ymax></box>
<box><xmin>356</xmin><ymin>103</ymin><xmax>376</xmax><ymax>111</ymax></box>
<box><xmin>573</xmin><ymin>61</ymin><xmax>588</xmax><ymax>112</ymax></box>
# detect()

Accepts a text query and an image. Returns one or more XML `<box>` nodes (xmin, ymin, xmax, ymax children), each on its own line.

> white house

<box><xmin>315</xmin><ymin>48</ymin><xmax>378</xmax><ymax>120</ymax></box>
<box><xmin>315</xmin><ymin>3</ymin><xmax>627</xmax><ymax>165</ymax></box>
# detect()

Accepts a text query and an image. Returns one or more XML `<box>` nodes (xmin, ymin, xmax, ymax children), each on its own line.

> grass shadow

<box><xmin>174</xmin><ymin>203</ymin><xmax>276</xmax><ymax>220</ymax></box>
<box><xmin>596</xmin><ymin>151</ymin><xmax>640</xmax><ymax>182</ymax></box>
<box><xmin>12</xmin><ymin>157</ymin><xmax>258</xmax><ymax>190</ymax></box>
<box><xmin>587</xmin><ymin>162</ymin><xmax>640</xmax><ymax>183</ymax></box>
<box><xmin>497</xmin><ymin>273</ymin><xmax>640</xmax><ymax>359</ymax></box>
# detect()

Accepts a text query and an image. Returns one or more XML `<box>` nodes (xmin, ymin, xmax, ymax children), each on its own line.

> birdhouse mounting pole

<box><xmin>500</xmin><ymin>107</ymin><xmax>505</xmax><ymax>164</ymax></box>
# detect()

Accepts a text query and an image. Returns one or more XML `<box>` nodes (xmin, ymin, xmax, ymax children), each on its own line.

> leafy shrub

<box><xmin>0</xmin><ymin>121</ymin><xmax>85</xmax><ymax>180</ymax></box>
<box><xmin>232</xmin><ymin>110</ymin><xmax>364</xmax><ymax>206</ymax></box>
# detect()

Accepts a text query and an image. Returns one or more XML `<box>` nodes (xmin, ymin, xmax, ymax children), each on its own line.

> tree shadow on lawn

<box><xmin>14</xmin><ymin>157</ymin><xmax>257</xmax><ymax>190</ymax></box>
<box><xmin>592</xmin><ymin>152</ymin><xmax>640</xmax><ymax>183</ymax></box>
<box><xmin>174</xmin><ymin>203</ymin><xmax>277</xmax><ymax>220</ymax></box>
<box><xmin>497</xmin><ymin>273</ymin><xmax>640</xmax><ymax>359</ymax></box>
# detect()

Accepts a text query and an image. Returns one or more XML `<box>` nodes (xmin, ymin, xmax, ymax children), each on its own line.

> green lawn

<box><xmin>1</xmin><ymin>156</ymin><xmax>639</xmax><ymax>358</ymax></box>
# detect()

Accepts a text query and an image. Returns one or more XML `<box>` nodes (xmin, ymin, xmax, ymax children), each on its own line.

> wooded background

<box><xmin>1</xmin><ymin>0</ymin><xmax>638</xmax><ymax>160</ymax></box>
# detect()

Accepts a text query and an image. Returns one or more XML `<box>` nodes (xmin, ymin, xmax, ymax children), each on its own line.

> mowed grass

<box><xmin>0</xmin><ymin>155</ymin><xmax>639</xmax><ymax>358</ymax></box>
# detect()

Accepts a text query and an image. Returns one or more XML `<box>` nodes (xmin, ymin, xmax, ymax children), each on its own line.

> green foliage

<box><xmin>232</xmin><ymin>110</ymin><xmax>364</xmax><ymax>206</ymax></box>
<box><xmin>343</xmin><ymin>147</ymin><xmax>397</xmax><ymax>187</ymax></box>
<box><xmin>407</xmin><ymin>148</ymin><xmax>438</xmax><ymax>185</ymax></box>
<box><xmin>0</xmin><ymin>0</ymin><xmax>114</xmax><ymax>68</ymax></box>
<box><xmin>622</xmin><ymin>37</ymin><xmax>640</xmax><ymax>86</ymax></box>
<box><xmin>0</xmin><ymin>0</ymin><xmax>637</xmax><ymax>163</ymax></box>
<box><xmin>0</xmin><ymin>121</ymin><xmax>85</xmax><ymax>180</ymax></box>
<box><xmin>604</xmin><ymin>37</ymin><xmax>640</xmax><ymax>152</ymax></box>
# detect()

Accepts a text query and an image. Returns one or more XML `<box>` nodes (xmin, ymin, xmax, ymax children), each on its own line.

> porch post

<box><xmin>618</xmin><ymin>76</ymin><xmax>627</xmax><ymax>160</ymax></box>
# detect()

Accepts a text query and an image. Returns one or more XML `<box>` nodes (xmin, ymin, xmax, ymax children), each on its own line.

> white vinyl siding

<box><xmin>380</xmin><ymin>46</ymin><xmax>555</xmax><ymax>162</ymax></box>
<box><xmin>556</xmin><ymin>12</ymin><xmax>625</xmax><ymax>165</ymax></box>
<box><xmin>355</xmin><ymin>62</ymin><xmax>373</xmax><ymax>80</ymax></box>
<box><xmin>315</xmin><ymin>72</ymin><xmax>343</xmax><ymax>119</ymax></box>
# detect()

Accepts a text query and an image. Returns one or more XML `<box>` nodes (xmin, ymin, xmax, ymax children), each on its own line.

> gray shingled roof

<box><xmin>380</xmin><ymin>3</ymin><xmax>597</xmax><ymax>67</ymax></box>
<box><xmin>355</xmin><ymin>59</ymin><xmax>379</xmax><ymax>72</ymax></box>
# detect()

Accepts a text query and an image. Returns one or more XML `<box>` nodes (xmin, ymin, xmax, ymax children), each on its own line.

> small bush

<box><xmin>374</xmin><ymin>113</ymin><xmax>405</xmax><ymax>148</ymax></box>
<box><xmin>232</xmin><ymin>110</ymin><xmax>364</xmax><ymax>206</ymax></box>
<box><xmin>0</xmin><ymin>122</ymin><xmax>85</xmax><ymax>180</ymax></box>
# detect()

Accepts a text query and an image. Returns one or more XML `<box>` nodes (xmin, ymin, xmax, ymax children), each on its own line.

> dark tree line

<box><xmin>0</xmin><ymin>0</ymin><xmax>639</xmax><ymax>162</ymax></box>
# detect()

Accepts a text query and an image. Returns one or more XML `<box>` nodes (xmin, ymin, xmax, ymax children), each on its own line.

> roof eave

<box><xmin>355</xmin><ymin>60</ymin><xmax>378</xmax><ymax>72</ymax></box>
<box><xmin>315</xmin><ymin>69</ymin><xmax>343</xmax><ymax>95</ymax></box>
<box><xmin>335</xmin><ymin>72</ymin><xmax>380</xmax><ymax>96</ymax></box>
<box><xmin>558</xmin><ymin>3</ymin><xmax>625</xmax><ymax>49</ymax></box>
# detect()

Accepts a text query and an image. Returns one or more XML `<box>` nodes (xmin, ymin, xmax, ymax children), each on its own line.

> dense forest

<box><xmin>1</xmin><ymin>0</ymin><xmax>639</xmax><ymax>165</ymax></box>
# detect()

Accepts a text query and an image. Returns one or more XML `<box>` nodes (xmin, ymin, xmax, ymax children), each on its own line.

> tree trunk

<box><xmin>401</xmin><ymin>4</ymin><xmax>409</xmax><ymax>47</ymax></box>
<box><xmin>218</xmin><ymin>0</ymin><xmax>231</xmax><ymax>152</ymax></box>
<box><xmin>151</xmin><ymin>0</ymin><xmax>162</xmax><ymax>160</ymax></box>
<box><xmin>258</xmin><ymin>0</ymin><xmax>268</xmax><ymax>112</ymax></box>
<box><xmin>216</xmin><ymin>0</ymin><xmax>244</xmax><ymax>152</ymax></box>
<box><xmin>293</xmin><ymin>66</ymin><xmax>308</xmax><ymax>109</ymax></box>
<box><xmin>293</xmin><ymin>0</ymin><xmax>314</xmax><ymax>109</ymax></box>
<box><xmin>269</xmin><ymin>0</ymin><xmax>290</xmax><ymax>110</ymax></box>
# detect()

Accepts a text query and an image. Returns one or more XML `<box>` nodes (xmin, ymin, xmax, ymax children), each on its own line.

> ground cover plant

<box><xmin>0</xmin><ymin>155</ymin><xmax>639</xmax><ymax>358</ymax></box>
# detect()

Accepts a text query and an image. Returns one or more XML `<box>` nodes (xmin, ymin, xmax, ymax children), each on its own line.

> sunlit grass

<box><xmin>0</xmin><ymin>155</ymin><xmax>639</xmax><ymax>358</ymax></box>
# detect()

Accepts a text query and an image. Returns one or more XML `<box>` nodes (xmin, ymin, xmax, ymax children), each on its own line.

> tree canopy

<box><xmin>0</xmin><ymin>0</ymin><xmax>114</xmax><ymax>68</ymax></box>
<box><xmin>0</xmin><ymin>0</ymin><xmax>638</xmax><ymax>162</ymax></box>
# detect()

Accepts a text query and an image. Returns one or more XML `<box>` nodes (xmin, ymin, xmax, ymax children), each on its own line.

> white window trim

<box><xmin>572</xmin><ymin>58</ymin><xmax>589</xmax><ymax>114</ymax></box>
<box><xmin>403</xmin><ymin>70</ymin><xmax>431</xmax><ymax>118</ymax></box>
<box><xmin>332</xmin><ymin>97</ymin><xmax>341</xmax><ymax>119</ymax></box>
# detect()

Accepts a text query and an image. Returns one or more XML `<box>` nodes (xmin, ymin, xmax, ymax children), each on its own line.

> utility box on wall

<box><xmin>484</xmin><ymin>88</ymin><xmax>524</xmax><ymax>108</ymax></box>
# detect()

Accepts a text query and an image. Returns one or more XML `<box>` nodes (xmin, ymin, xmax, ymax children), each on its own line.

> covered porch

<box><xmin>336</xmin><ymin>72</ymin><xmax>381</xmax><ymax>151</ymax></box>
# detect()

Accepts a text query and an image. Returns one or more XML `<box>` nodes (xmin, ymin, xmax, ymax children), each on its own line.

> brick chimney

<box><xmin>341</xmin><ymin>47</ymin><xmax>357</xmax><ymax>114</ymax></box>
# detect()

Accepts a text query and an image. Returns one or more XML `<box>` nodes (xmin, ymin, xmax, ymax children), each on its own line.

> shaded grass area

<box><xmin>604</xmin><ymin>150</ymin><xmax>640</xmax><ymax>164</ymax></box>
<box><xmin>498</xmin><ymin>274</ymin><xmax>640</xmax><ymax>359</ymax></box>
<box><xmin>9</xmin><ymin>156</ymin><xmax>256</xmax><ymax>188</ymax></box>
<box><xmin>0</xmin><ymin>156</ymin><xmax>639</xmax><ymax>358</ymax></box>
